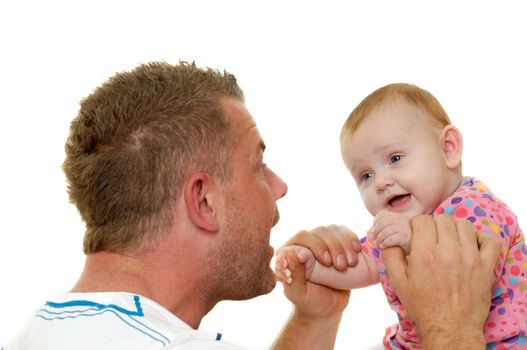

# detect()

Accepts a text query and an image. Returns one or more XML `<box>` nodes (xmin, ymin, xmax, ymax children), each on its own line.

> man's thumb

<box><xmin>382</xmin><ymin>246</ymin><xmax>407</xmax><ymax>292</ymax></box>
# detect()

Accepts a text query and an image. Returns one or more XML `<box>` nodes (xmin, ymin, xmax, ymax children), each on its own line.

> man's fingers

<box><xmin>335</xmin><ymin>225</ymin><xmax>361</xmax><ymax>267</ymax></box>
<box><xmin>311</xmin><ymin>226</ymin><xmax>348</xmax><ymax>269</ymax></box>
<box><xmin>410</xmin><ymin>215</ymin><xmax>437</xmax><ymax>252</ymax></box>
<box><xmin>456</xmin><ymin>219</ymin><xmax>478</xmax><ymax>252</ymax></box>
<box><xmin>285</xmin><ymin>230</ymin><xmax>331</xmax><ymax>266</ymax></box>
<box><xmin>381</xmin><ymin>246</ymin><xmax>407</xmax><ymax>293</ymax></box>
<box><xmin>284</xmin><ymin>226</ymin><xmax>360</xmax><ymax>270</ymax></box>
<box><xmin>476</xmin><ymin>232</ymin><xmax>501</xmax><ymax>279</ymax></box>
<box><xmin>283</xmin><ymin>252</ymin><xmax>307</xmax><ymax>298</ymax></box>
<box><xmin>435</xmin><ymin>214</ymin><xmax>460</xmax><ymax>248</ymax></box>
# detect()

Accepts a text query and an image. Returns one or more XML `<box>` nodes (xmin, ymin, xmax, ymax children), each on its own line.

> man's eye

<box><xmin>390</xmin><ymin>155</ymin><xmax>402</xmax><ymax>164</ymax></box>
<box><xmin>258</xmin><ymin>163</ymin><xmax>268</xmax><ymax>175</ymax></box>
<box><xmin>361</xmin><ymin>172</ymin><xmax>373</xmax><ymax>182</ymax></box>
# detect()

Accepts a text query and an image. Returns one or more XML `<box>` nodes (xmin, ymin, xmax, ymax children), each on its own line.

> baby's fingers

<box><xmin>378</xmin><ymin>233</ymin><xmax>410</xmax><ymax>255</ymax></box>
<box><xmin>275</xmin><ymin>249</ymin><xmax>290</xmax><ymax>269</ymax></box>
<box><xmin>378</xmin><ymin>234</ymin><xmax>402</xmax><ymax>248</ymax></box>
<box><xmin>274</xmin><ymin>267</ymin><xmax>292</xmax><ymax>284</ymax></box>
<box><xmin>367</xmin><ymin>226</ymin><xmax>378</xmax><ymax>240</ymax></box>
<box><xmin>274</xmin><ymin>253</ymin><xmax>293</xmax><ymax>284</ymax></box>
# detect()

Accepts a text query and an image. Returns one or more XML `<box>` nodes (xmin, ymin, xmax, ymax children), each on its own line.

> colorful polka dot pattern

<box><xmin>360</xmin><ymin>177</ymin><xmax>527</xmax><ymax>349</ymax></box>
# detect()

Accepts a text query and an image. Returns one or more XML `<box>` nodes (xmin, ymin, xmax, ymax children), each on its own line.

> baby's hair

<box><xmin>341</xmin><ymin>83</ymin><xmax>452</xmax><ymax>138</ymax></box>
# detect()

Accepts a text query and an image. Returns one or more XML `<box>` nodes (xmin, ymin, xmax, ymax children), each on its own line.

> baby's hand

<box><xmin>274</xmin><ymin>245</ymin><xmax>315</xmax><ymax>284</ymax></box>
<box><xmin>368</xmin><ymin>210</ymin><xmax>411</xmax><ymax>255</ymax></box>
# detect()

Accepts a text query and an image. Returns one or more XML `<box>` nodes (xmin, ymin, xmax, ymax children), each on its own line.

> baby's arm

<box><xmin>369</xmin><ymin>210</ymin><xmax>412</xmax><ymax>255</ymax></box>
<box><xmin>275</xmin><ymin>245</ymin><xmax>380</xmax><ymax>290</ymax></box>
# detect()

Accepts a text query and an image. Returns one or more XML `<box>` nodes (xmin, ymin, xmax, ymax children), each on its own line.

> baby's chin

<box><xmin>375</xmin><ymin>207</ymin><xmax>426</xmax><ymax>219</ymax></box>
<box><xmin>403</xmin><ymin>208</ymin><xmax>424</xmax><ymax>218</ymax></box>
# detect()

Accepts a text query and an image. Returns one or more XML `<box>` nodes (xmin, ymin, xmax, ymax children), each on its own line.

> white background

<box><xmin>1</xmin><ymin>1</ymin><xmax>526</xmax><ymax>349</ymax></box>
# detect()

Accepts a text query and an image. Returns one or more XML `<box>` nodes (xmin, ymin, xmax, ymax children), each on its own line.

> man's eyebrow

<box><xmin>259</xmin><ymin>141</ymin><xmax>266</xmax><ymax>153</ymax></box>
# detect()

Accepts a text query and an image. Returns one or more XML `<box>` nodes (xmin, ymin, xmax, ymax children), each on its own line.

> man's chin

<box><xmin>261</xmin><ymin>273</ymin><xmax>278</xmax><ymax>295</ymax></box>
<box><xmin>251</xmin><ymin>271</ymin><xmax>277</xmax><ymax>297</ymax></box>
<box><xmin>233</xmin><ymin>270</ymin><xmax>277</xmax><ymax>301</ymax></box>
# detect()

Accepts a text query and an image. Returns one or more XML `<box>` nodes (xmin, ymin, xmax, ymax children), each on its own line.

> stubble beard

<box><xmin>209</xmin><ymin>195</ymin><xmax>276</xmax><ymax>302</ymax></box>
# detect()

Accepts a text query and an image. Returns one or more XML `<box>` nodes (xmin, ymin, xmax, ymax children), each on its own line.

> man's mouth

<box><xmin>268</xmin><ymin>246</ymin><xmax>275</xmax><ymax>261</ymax></box>
<box><xmin>272</xmin><ymin>210</ymin><xmax>280</xmax><ymax>227</ymax></box>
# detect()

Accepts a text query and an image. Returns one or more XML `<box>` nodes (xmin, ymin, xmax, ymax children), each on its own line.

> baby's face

<box><xmin>341</xmin><ymin>100</ymin><xmax>455</xmax><ymax>218</ymax></box>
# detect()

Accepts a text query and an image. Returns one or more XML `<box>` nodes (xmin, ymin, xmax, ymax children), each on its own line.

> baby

<box><xmin>276</xmin><ymin>83</ymin><xmax>527</xmax><ymax>349</ymax></box>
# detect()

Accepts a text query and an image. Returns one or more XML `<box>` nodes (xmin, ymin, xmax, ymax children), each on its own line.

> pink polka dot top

<box><xmin>360</xmin><ymin>177</ymin><xmax>527</xmax><ymax>349</ymax></box>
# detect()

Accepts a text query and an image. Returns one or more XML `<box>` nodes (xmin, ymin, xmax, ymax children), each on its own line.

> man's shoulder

<box><xmin>6</xmin><ymin>292</ymin><xmax>250</xmax><ymax>350</ymax></box>
<box><xmin>166</xmin><ymin>339</ymin><xmax>251</xmax><ymax>350</ymax></box>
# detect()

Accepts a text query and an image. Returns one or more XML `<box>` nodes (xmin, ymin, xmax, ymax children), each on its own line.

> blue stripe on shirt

<box><xmin>46</xmin><ymin>295</ymin><xmax>144</xmax><ymax>316</ymax></box>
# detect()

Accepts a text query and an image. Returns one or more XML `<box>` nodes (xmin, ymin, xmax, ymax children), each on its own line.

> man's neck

<box><xmin>71</xmin><ymin>248</ymin><xmax>215</xmax><ymax>329</ymax></box>
<box><xmin>71</xmin><ymin>251</ymin><xmax>151</xmax><ymax>295</ymax></box>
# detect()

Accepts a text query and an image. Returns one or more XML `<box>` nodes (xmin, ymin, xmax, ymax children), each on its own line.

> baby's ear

<box><xmin>439</xmin><ymin>125</ymin><xmax>463</xmax><ymax>169</ymax></box>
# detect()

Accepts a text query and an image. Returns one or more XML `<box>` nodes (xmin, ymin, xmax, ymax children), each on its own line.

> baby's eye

<box><xmin>360</xmin><ymin>172</ymin><xmax>373</xmax><ymax>182</ymax></box>
<box><xmin>390</xmin><ymin>155</ymin><xmax>402</xmax><ymax>164</ymax></box>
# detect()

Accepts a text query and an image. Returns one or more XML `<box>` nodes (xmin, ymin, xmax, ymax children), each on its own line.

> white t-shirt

<box><xmin>5</xmin><ymin>292</ymin><xmax>248</xmax><ymax>350</ymax></box>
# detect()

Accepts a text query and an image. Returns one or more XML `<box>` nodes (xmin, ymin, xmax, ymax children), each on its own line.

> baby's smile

<box><xmin>386</xmin><ymin>193</ymin><xmax>411</xmax><ymax>212</ymax></box>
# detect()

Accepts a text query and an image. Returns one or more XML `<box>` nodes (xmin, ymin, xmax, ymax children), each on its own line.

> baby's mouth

<box><xmin>388</xmin><ymin>194</ymin><xmax>411</xmax><ymax>209</ymax></box>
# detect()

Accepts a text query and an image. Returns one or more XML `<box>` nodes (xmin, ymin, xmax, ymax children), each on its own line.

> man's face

<box><xmin>211</xmin><ymin>97</ymin><xmax>288</xmax><ymax>301</ymax></box>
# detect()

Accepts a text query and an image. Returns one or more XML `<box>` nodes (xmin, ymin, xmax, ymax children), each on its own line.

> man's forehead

<box><xmin>222</xmin><ymin>97</ymin><xmax>254</xmax><ymax>127</ymax></box>
<box><xmin>221</xmin><ymin>96</ymin><xmax>265</xmax><ymax>152</ymax></box>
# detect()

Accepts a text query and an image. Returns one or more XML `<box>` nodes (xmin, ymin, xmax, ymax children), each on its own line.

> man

<box><xmin>5</xmin><ymin>62</ymin><xmax>499</xmax><ymax>349</ymax></box>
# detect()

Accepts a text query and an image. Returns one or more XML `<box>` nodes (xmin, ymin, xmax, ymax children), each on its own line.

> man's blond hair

<box><xmin>63</xmin><ymin>62</ymin><xmax>244</xmax><ymax>254</ymax></box>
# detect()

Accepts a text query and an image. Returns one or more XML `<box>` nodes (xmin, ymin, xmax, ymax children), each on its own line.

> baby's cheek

<box><xmin>361</xmin><ymin>194</ymin><xmax>379</xmax><ymax>217</ymax></box>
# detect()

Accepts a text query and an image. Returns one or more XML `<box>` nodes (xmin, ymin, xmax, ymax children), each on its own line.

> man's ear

<box><xmin>439</xmin><ymin>125</ymin><xmax>463</xmax><ymax>170</ymax></box>
<box><xmin>183</xmin><ymin>172</ymin><xmax>220</xmax><ymax>232</ymax></box>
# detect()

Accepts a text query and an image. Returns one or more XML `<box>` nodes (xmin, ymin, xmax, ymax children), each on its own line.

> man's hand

<box><xmin>282</xmin><ymin>252</ymin><xmax>350</xmax><ymax>319</ymax></box>
<box><xmin>369</xmin><ymin>210</ymin><xmax>412</xmax><ymax>254</ymax></box>
<box><xmin>272</xmin><ymin>253</ymin><xmax>349</xmax><ymax>349</ymax></box>
<box><xmin>272</xmin><ymin>225</ymin><xmax>359</xmax><ymax>349</ymax></box>
<box><xmin>382</xmin><ymin>215</ymin><xmax>500</xmax><ymax>349</ymax></box>
<box><xmin>282</xmin><ymin>225</ymin><xmax>362</xmax><ymax>270</ymax></box>
<box><xmin>278</xmin><ymin>225</ymin><xmax>359</xmax><ymax>317</ymax></box>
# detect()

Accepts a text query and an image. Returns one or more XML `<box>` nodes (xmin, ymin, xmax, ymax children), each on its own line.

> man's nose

<box><xmin>269</xmin><ymin>168</ymin><xmax>288</xmax><ymax>200</ymax></box>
